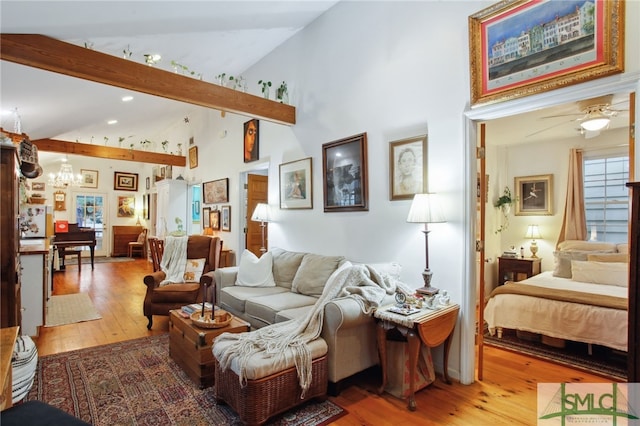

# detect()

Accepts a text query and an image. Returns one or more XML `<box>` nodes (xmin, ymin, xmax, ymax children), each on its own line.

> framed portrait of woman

<box><xmin>389</xmin><ymin>135</ymin><xmax>427</xmax><ymax>201</ymax></box>
<box><xmin>243</xmin><ymin>119</ymin><xmax>259</xmax><ymax>163</ymax></box>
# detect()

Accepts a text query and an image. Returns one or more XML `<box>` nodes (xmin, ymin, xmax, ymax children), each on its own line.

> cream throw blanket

<box><xmin>213</xmin><ymin>262</ymin><xmax>412</xmax><ymax>396</ymax></box>
<box><xmin>160</xmin><ymin>235</ymin><xmax>188</xmax><ymax>286</ymax></box>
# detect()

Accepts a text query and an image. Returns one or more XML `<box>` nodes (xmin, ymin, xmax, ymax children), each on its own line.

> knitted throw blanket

<box><xmin>213</xmin><ymin>262</ymin><xmax>412</xmax><ymax>396</ymax></box>
<box><xmin>159</xmin><ymin>235</ymin><xmax>188</xmax><ymax>286</ymax></box>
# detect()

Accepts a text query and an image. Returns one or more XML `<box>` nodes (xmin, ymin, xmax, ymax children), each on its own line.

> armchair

<box><xmin>143</xmin><ymin>235</ymin><xmax>222</xmax><ymax>329</ymax></box>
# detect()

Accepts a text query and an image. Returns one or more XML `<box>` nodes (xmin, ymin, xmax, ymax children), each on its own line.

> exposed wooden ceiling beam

<box><xmin>0</xmin><ymin>34</ymin><xmax>296</xmax><ymax>126</ymax></box>
<box><xmin>32</xmin><ymin>138</ymin><xmax>186</xmax><ymax>167</ymax></box>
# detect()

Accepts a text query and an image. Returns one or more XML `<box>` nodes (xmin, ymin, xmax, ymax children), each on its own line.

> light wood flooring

<box><xmin>33</xmin><ymin>258</ymin><xmax>613</xmax><ymax>425</ymax></box>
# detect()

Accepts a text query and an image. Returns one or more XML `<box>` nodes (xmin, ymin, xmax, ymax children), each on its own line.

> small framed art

<box><xmin>80</xmin><ymin>169</ymin><xmax>98</xmax><ymax>188</ymax></box>
<box><xmin>210</xmin><ymin>210</ymin><xmax>221</xmax><ymax>231</ymax></box>
<box><xmin>202</xmin><ymin>207</ymin><xmax>211</xmax><ymax>229</ymax></box>
<box><xmin>243</xmin><ymin>119</ymin><xmax>259</xmax><ymax>163</ymax></box>
<box><xmin>221</xmin><ymin>205</ymin><xmax>231</xmax><ymax>231</ymax></box>
<box><xmin>322</xmin><ymin>133</ymin><xmax>368</xmax><ymax>212</ymax></box>
<box><xmin>114</xmin><ymin>171</ymin><xmax>138</xmax><ymax>191</ymax></box>
<box><xmin>514</xmin><ymin>174</ymin><xmax>553</xmax><ymax>216</ymax></box>
<box><xmin>117</xmin><ymin>196</ymin><xmax>135</xmax><ymax>217</ymax></box>
<box><xmin>189</xmin><ymin>146</ymin><xmax>198</xmax><ymax>169</ymax></box>
<box><xmin>389</xmin><ymin>135</ymin><xmax>427</xmax><ymax>201</ymax></box>
<box><xmin>31</xmin><ymin>182</ymin><xmax>45</xmax><ymax>191</ymax></box>
<box><xmin>279</xmin><ymin>157</ymin><xmax>312</xmax><ymax>209</ymax></box>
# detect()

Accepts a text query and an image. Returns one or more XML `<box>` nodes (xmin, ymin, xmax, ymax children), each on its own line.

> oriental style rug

<box><xmin>45</xmin><ymin>293</ymin><xmax>102</xmax><ymax>327</ymax></box>
<box><xmin>484</xmin><ymin>329</ymin><xmax>626</xmax><ymax>381</ymax></box>
<box><xmin>26</xmin><ymin>334</ymin><xmax>347</xmax><ymax>426</ymax></box>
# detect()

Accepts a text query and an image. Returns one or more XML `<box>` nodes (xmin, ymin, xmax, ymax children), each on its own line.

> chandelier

<box><xmin>48</xmin><ymin>158</ymin><xmax>82</xmax><ymax>188</ymax></box>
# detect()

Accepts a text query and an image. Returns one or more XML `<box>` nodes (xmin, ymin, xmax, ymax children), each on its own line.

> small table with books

<box><xmin>169</xmin><ymin>305</ymin><xmax>250</xmax><ymax>389</ymax></box>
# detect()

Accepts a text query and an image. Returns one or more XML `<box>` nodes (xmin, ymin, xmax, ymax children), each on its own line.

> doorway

<box><xmin>73</xmin><ymin>192</ymin><xmax>108</xmax><ymax>257</ymax></box>
<box><xmin>245</xmin><ymin>173</ymin><xmax>268</xmax><ymax>257</ymax></box>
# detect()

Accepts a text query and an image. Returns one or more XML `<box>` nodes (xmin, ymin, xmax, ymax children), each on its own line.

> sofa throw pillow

<box><xmin>552</xmin><ymin>251</ymin><xmax>588</xmax><ymax>278</ymax></box>
<box><xmin>571</xmin><ymin>260</ymin><xmax>628</xmax><ymax>287</ymax></box>
<box><xmin>184</xmin><ymin>258</ymin><xmax>206</xmax><ymax>283</ymax></box>
<box><xmin>270</xmin><ymin>247</ymin><xmax>306</xmax><ymax>289</ymax></box>
<box><xmin>587</xmin><ymin>253</ymin><xmax>629</xmax><ymax>263</ymax></box>
<box><xmin>235</xmin><ymin>250</ymin><xmax>276</xmax><ymax>287</ymax></box>
<box><xmin>291</xmin><ymin>253</ymin><xmax>345</xmax><ymax>296</ymax></box>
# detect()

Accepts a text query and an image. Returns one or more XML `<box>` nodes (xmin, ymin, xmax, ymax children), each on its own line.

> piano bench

<box><xmin>62</xmin><ymin>249</ymin><xmax>82</xmax><ymax>269</ymax></box>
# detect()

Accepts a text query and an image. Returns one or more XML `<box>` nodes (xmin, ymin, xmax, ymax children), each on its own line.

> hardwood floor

<box><xmin>34</xmin><ymin>258</ymin><xmax>613</xmax><ymax>425</ymax></box>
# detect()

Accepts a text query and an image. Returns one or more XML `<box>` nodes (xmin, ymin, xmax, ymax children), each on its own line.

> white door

<box><xmin>74</xmin><ymin>193</ymin><xmax>108</xmax><ymax>257</ymax></box>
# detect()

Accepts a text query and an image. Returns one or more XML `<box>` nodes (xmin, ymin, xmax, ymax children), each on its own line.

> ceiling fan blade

<box><xmin>584</xmin><ymin>129</ymin><xmax>601</xmax><ymax>139</ymax></box>
<box><xmin>540</xmin><ymin>113</ymin><xmax>584</xmax><ymax>119</ymax></box>
<box><xmin>526</xmin><ymin>120</ymin><xmax>574</xmax><ymax>138</ymax></box>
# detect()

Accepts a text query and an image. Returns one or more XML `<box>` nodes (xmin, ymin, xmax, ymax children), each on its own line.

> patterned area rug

<box><xmin>484</xmin><ymin>329</ymin><xmax>627</xmax><ymax>380</ymax></box>
<box><xmin>26</xmin><ymin>334</ymin><xmax>346</xmax><ymax>426</ymax></box>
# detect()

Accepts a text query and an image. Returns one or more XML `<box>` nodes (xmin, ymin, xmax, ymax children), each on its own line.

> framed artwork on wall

<box><xmin>80</xmin><ymin>169</ymin><xmax>98</xmax><ymax>188</ymax></box>
<box><xmin>243</xmin><ymin>119</ymin><xmax>259</xmax><ymax>163</ymax></box>
<box><xmin>202</xmin><ymin>207</ymin><xmax>211</xmax><ymax>229</ymax></box>
<box><xmin>117</xmin><ymin>196</ymin><xmax>135</xmax><ymax>217</ymax></box>
<box><xmin>322</xmin><ymin>133</ymin><xmax>368</xmax><ymax>212</ymax></box>
<box><xmin>389</xmin><ymin>135</ymin><xmax>427</xmax><ymax>201</ymax></box>
<box><xmin>515</xmin><ymin>174</ymin><xmax>553</xmax><ymax>216</ymax></box>
<box><xmin>279</xmin><ymin>157</ymin><xmax>313</xmax><ymax>209</ymax></box>
<box><xmin>54</xmin><ymin>191</ymin><xmax>66</xmax><ymax>211</ymax></box>
<box><xmin>203</xmin><ymin>178</ymin><xmax>229</xmax><ymax>204</ymax></box>
<box><xmin>31</xmin><ymin>182</ymin><xmax>45</xmax><ymax>191</ymax></box>
<box><xmin>114</xmin><ymin>171</ymin><xmax>138</xmax><ymax>191</ymax></box>
<box><xmin>189</xmin><ymin>146</ymin><xmax>198</xmax><ymax>169</ymax></box>
<box><xmin>469</xmin><ymin>0</ymin><xmax>624</xmax><ymax>106</ymax></box>
<box><xmin>210</xmin><ymin>209</ymin><xmax>221</xmax><ymax>231</ymax></box>
<box><xmin>221</xmin><ymin>205</ymin><xmax>231</xmax><ymax>231</ymax></box>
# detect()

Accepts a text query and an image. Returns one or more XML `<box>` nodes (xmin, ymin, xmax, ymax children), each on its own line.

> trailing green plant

<box><xmin>494</xmin><ymin>186</ymin><xmax>515</xmax><ymax>208</ymax></box>
<box><xmin>171</xmin><ymin>61</ymin><xmax>202</xmax><ymax>79</ymax></box>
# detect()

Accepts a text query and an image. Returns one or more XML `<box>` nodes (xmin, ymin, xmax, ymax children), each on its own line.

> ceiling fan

<box><xmin>527</xmin><ymin>95</ymin><xmax>628</xmax><ymax>139</ymax></box>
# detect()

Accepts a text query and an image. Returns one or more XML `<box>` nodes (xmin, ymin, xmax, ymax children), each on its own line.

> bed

<box><xmin>484</xmin><ymin>240</ymin><xmax>629</xmax><ymax>352</ymax></box>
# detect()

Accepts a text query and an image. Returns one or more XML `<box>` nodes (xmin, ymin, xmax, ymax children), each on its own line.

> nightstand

<box><xmin>498</xmin><ymin>256</ymin><xmax>541</xmax><ymax>286</ymax></box>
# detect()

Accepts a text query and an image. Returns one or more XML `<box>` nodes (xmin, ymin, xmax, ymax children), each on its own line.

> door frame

<box><xmin>462</xmin><ymin>71</ymin><xmax>640</xmax><ymax>385</ymax></box>
<box><xmin>70</xmin><ymin>190</ymin><xmax>109</xmax><ymax>257</ymax></box>
<box><xmin>239</xmin><ymin>165</ymin><xmax>269</xmax><ymax>253</ymax></box>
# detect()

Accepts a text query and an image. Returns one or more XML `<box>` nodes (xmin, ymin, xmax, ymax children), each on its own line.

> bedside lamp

<box><xmin>251</xmin><ymin>203</ymin><xmax>270</xmax><ymax>253</ymax></box>
<box><xmin>407</xmin><ymin>193</ymin><xmax>446</xmax><ymax>295</ymax></box>
<box><xmin>525</xmin><ymin>225</ymin><xmax>542</xmax><ymax>258</ymax></box>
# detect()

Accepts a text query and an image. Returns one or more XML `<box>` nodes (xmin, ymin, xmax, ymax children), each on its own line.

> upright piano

<box><xmin>53</xmin><ymin>223</ymin><xmax>96</xmax><ymax>270</ymax></box>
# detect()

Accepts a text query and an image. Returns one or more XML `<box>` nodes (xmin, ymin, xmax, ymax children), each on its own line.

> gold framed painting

<box><xmin>514</xmin><ymin>174</ymin><xmax>553</xmax><ymax>216</ymax></box>
<box><xmin>469</xmin><ymin>0</ymin><xmax>624</xmax><ymax>106</ymax></box>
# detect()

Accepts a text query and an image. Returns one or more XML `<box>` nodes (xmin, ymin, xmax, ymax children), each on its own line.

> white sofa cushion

<box><xmin>245</xmin><ymin>292</ymin><xmax>318</xmax><ymax>325</ymax></box>
<box><xmin>291</xmin><ymin>253</ymin><xmax>345</xmax><ymax>296</ymax></box>
<box><xmin>236</xmin><ymin>250</ymin><xmax>276</xmax><ymax>287</ymax></box>
<box><xmin>220</xmin><ymin>285</ymin><xmax>288</xmax><ymax>314</ymax></box>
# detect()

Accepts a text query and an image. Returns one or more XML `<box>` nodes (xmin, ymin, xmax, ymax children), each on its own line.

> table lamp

<box><xmin>524</xmin><ymin>224</ymin><xmax>542</xmax><ymax>258</ymax></box>
<box><xmin>251</xmin><ymin>203</ymin><xmax>270</xmax><ymax>253</ymax></box>
<box><xmin>407</xmin><ymin>193</ymin><xmax>446</xmax><ymax>295</ymax></box>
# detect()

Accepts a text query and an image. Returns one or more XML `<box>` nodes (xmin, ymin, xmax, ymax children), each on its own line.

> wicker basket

<box><xmin>214</xmin><ymin>355</ymin><xmax>328</xmax><ymax>426</ymax></box>
<box><xmin>190</xmin><ymin>309</ymin><xmax>232</xmax><ymax>329</ymax></box>
<box><xmin>28</xmin><ymin>197</ymin><xmax>46</xmax><ymax>204</ymax></box>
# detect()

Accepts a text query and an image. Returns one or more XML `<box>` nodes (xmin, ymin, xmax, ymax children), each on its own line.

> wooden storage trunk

<box><xmin>169</xmin><ymin>310</ymin><xmax>250</xmax><ymax>388</ymax></box>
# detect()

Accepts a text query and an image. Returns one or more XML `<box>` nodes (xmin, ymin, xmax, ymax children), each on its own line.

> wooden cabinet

<box><xmin>112</xmin><ymin>225</ymin><xmax>143</xmax><ymax>257</ymax></box>
<box><xmin>497</xmin><ymin>256</ymin><xmax>541</xmax><ymax>286</ymax></box>
<box><xmin>155</xmin><ymin>179</ymin><xmax>187</xmax><ymax>237</ymax></box>
<box><xmin>626</xmin><ymin>182</ymin><xmax>639</xmax><ymax>382</ymax></box>
<box><xmin>19</xmin><ymin>244</ymin><xmax>50</xmax><ymax>337</ymax></box>
<box><xmin>1</xmin><ymin>145</ymin><xmax>21</xmax><ymax>329</ymax></box>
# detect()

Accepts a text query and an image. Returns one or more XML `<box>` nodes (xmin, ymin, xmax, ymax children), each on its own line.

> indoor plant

<box><xmin>494</xmin><ymin>186</ymin><xmax>515</xmax><ymax>233</ymax></box>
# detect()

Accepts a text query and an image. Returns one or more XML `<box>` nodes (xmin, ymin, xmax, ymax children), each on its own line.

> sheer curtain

<box><xmin>556</xmin><ymin>148</ymin><xmax>587</xmax><ymax>247</ymax></box>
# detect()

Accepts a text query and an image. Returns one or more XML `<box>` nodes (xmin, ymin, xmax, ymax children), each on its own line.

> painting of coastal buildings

<box><xmin>486</xmin><ymin>0</ymin><xmax>596</xmax><ymax>91</ymax></box>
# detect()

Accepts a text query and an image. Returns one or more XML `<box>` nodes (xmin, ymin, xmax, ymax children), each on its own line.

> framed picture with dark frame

<box><xmin>243</xmin><ymin>119</ymin><xmax>259</xmax><ymax>163</ymax></box>
<box><xmin>210</xmin><ymin>210</ymin><xmax>221</xmax><ymax>231</ymax></box>
<box><xmin>514</xmin><ymin>174</ymin><xmax>553</xmax><ymax>216</ymax></box>
<box><xmin>80</xmin><ymin>169</ymin><xmax>98</xmax><ymax>188</ymax></box>
<box><xmin>279</xmin><ymin>157</ymin><xmax>313</xmax><ymax>209</ymax></box>
<box><xmin>322</xmin><ymin>133</ymin><xmax>368</xmax><ymax>212</ymax></box>
<box><xmin>114</xmin><ymin>171</ymin><xmax>138</xmax><ymax>191</ymax></box>
<box><xmin>389</xmin><ymin>135</ymin><xmax>427</xmax><ymax>201</ymax></box>
<box><xmin>203</xmin><ymin>178</ymin><xmax>229</xmax><ymax>204</ymax></box>
<box><xmin>469</xmin><ymin>0</ymin><xmax>624</xmax><ymax>106</ymax></box>
<box><xmin>221</xmin><ymin>205</ymin><xmax>231</xmax><ymax>232</ymax></box>
<box><xmin>202</xmin><ymin>207</ymin><xmax>211</xmax><ymax>229</ymax></box>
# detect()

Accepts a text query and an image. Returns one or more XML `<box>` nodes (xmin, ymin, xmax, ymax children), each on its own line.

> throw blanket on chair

<box><xmin>213</xmin><ymin>262</ymin><xmax>412</xmax><ymax>396</ymax></box>
<box><xmin>159</xmin><ymin>235</ymin><xmax>188</xmax><ymax>286</ymax></box>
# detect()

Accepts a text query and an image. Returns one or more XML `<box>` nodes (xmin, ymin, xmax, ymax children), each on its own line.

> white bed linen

<box><xmin>484</xmin><ymin>271</ymin><xmax>628</xmax><ymax>351</ymax></box>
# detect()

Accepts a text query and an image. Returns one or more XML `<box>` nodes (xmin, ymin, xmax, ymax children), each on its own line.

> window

<box><xmin>583</xmin><ymin>154</ymin><xmax>629</xmax><ymax>244</ymax></box>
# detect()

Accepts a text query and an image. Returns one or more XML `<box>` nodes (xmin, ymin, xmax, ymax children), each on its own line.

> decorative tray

<box><xmin>190</xmin><ymin>309</ymin><xmax>233</xmax><ymax>329</ymax></box>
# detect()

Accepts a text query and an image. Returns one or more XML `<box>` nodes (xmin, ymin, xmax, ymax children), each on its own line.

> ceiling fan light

<box><xmin>581</xmin><ymin>117</ymin><xmax>610</xmax><ymax>131</ymax></box>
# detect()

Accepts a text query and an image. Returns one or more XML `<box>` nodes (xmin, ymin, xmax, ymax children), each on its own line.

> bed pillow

<box><xmin>552</xmin><ymin>251</ymin><xmax>589</xmax><ymax>278</ymax></box>
<box><xmin>557</xmin><ymin>240</ymin><xmax>617</xmax><ymax>252</ymax></box>
<box><xmin>183</xmin><ymin>258</ymin><xmax>206</xmax><ymax>282</ymax></box>
<box><xmin>616</xmin><ymin>243</ymin><xmax>629</xmax><ymax>254</ymax></box>
<box><xmin>571</xmin><ymin>260</ymin><xmax>628</xmax><ymax>287</ymax></box>
<box><xmin>235</xmin><ymin>250</ymin><xmax>276</xmax><ymax>287</ymax></box>
<box><xmin>587</xmin><ymin>253</ymin><xmax>629</xmax><ymax>263</ymax></box>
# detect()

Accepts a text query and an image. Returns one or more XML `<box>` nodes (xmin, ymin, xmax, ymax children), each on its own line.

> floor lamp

<box><xmin>406</xmin><ymin>193</ymin><xmax>446</xmax><ymax>295</ymax></box>
<box><xmin>251</xmin><ymin>203</ymin><xmax>270</xmax><ymax>253</ymax></box>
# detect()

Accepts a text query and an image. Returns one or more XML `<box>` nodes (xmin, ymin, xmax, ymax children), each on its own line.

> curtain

<box><xmin>556</xmin><ymin>148</ymin><xmax>587</xmax><ymax>247</ymax></box>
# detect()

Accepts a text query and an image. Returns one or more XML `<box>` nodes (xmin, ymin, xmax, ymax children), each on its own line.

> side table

<box><xmin>375</xmin><ymin>303</ymin><xmax>459</xmax><ymax>411</ymax></box>
<box><xmin>169</xmin><ymin>310</ymin><xmax>250</xmax><ymax>388</ymax></box>
<box><xmin>498</xmin><ymin>256</ymin><xmax>541</xmax><ymax>286</ymax></box>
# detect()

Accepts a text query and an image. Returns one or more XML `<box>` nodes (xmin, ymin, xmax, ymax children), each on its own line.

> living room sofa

<box><xmin>211</xmin><ymin>247</ymin><xmax>397</xmax><ymax>393</ymax></box>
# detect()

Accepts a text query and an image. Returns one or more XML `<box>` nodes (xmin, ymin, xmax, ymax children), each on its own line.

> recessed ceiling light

<box><xmin>121</xmin><ymin>95</ymin><xmax>134</xmax><ymax>102</ymax></box>
<box><xmin>107</xmin><ymin>119</ymin><xmax>118</xmax><ymax>125</ymax></box>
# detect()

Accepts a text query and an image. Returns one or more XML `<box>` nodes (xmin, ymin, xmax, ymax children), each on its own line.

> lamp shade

<box><xmin>524</xmin><ymin>224</ymin><xmax>542</xmax><ymax>239</ymax></box>
<box><xmin>580</xmin><ymin>111</ymin><xmax>610</xmax><ymax>132</ymax></box>
<box><xmin>251</xmin><ymin>203</ymin><xmax>270</xmax><ymax>222</ymax></box>
<box><xmin>406</xmin><ymin>193</ymin><xmax>446</xmax><ymax>224</ymax></box>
